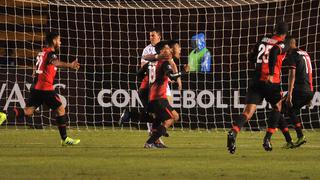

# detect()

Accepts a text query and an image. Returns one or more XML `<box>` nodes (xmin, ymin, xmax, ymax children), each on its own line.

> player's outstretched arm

<box><xmin>52</xmin><ymin>59</ymin><xmax>80</xmax><ymax>70</ymax></box>
<box><xmin>142</xmin><ymin>54</ymin><xmax>171</xmax><ymax>62</ymax></box>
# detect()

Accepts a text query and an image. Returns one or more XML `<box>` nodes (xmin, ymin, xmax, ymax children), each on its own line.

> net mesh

<box><xmin>0</xmin><ymin>0</ymin><xmax>319</xmax><ymax>130</ymax></box>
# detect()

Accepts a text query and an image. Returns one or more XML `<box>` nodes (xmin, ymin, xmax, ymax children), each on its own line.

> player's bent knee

<box><xmin>242</xmin><ymin>104</ymin><xmax>256</xmax><ymax>120</ymax></box>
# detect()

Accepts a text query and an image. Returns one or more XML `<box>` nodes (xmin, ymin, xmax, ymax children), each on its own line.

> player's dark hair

<box><xmin>275</xmin><ymin>21</ymin><xmax>288</xmax><ymax>35</ymax></box>
<box><xmin>285</xmin><ymin>35</ymin><xmax>297</xmax><ymax>54</ymax></box>
<box><xmin>149</xmin><ymin>27</ymin><xmax>162</xmax><ymax>36</ymax></box>
<box><xmin>46</xmin><ymin>32</ymin><xmax>60</xmax><ymax>46</ymax></box>
<box><xmin>168</xmin><ymin>39</ymin><xmax>179</xmax><ymax>48</ymax></box>
<box><xmin>155</xmin><ymin>41</ymin><xmax>169</xmax><ymax>54</ymax></box>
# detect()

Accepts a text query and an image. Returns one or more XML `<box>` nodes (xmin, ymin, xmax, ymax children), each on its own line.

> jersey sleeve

<box><xmin>162</xmin><ymin>61</ymin><xmax>181</xmax><ymax>81</ymax></box>
<box><xmin>284</xmin><ymin>52</ymin><xmax>297</xmax><ymax>69</ymax></box>
<box><xmin>141</xmin><ymin>48</ymin><xmax>147</xmax><ymax>64</ymax></box>
<box><xmin>46</xmin><ymin>52</ymin><xmax>58</xmax><ymax>64</ymax></box>
<box><xmin>268</xmin><ymin>45</ymin><xmax>281</xmax><ymax>75</ymax></box>
<box><xmin>141</xmin><ymin>46</ymin><xmax>153</xmax><ymax>64</ymax></box>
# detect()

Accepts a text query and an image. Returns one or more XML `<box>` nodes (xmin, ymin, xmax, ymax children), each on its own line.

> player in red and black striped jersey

<box><xmin>279</xmin><ymin>38</ymin><xmax>314</xmax><ymax>147</ymax></box>
<box><xmin>137</xmin><ymin>41</ymin><xmax>182</xmax><ymax>148</ymax></box>
<box><xmin>12</xmin><ymin>32</ymin><xmax>81</xmax><ymax>146</ymax></box>
<box><xmin>227</xmin><ymin>22</ymin><xmax>290</xmax><ymax>153</ymax></box>
<box><xmin>119</xmin><ymin>29</ymin><xmax>180</xmax><ymax>131</ymax></box>
<box><xmin>119</xmin><ymin>39</ymin><xmax>184</xmax><ymax>148</ymax></box>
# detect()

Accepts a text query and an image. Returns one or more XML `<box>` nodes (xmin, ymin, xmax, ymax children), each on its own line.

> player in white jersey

<box><xmin>141</xmin><ymin>29</ymin><xmax>163</xmax><ymax>136</ymax></box>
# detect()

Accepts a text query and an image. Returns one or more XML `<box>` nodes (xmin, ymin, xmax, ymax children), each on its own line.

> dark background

<box><xmin>0</xmin><ymin>0</ymin><xmax>319</xmax><ymax>129</ymax></box>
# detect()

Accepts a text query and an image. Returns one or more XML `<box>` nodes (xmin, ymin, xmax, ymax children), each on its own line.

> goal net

<box><xmin>0</xmin><ymin>0</ymin><xmax>319</xmax><ymax>130</ymax></box>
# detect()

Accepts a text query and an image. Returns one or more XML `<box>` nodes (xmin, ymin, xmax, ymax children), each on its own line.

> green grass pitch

<box><xmin>0</xmin><ymin>129</ymin><xmax>319</xmax><ymax>179</ymax></box>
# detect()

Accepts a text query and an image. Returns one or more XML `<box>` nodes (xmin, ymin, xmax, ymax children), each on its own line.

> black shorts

<box><xmin>149</xmin><ymin>99</ymin><xmax>174</xmax><ymax>122</ymax></box>
<box><xmin>138</xmin><ymin>87</ymin><xmax>149</xmax><ymax>108</ymax></box>
<box><xmin>245</xmin><ymin>81</ymin><xmax>282</xmax><ymax>106</ymax></box>
<box><xmin>26</xmin><ymin>89</ymin><xmax>62</xmax><ymax>111</ymax></box>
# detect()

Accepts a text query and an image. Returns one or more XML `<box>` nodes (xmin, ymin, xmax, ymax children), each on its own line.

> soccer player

<box><xmin>227</xmin><ymin>22</ymin><xmax>289</xmax><ymax>153</ymax></box>
<box><xmin>279</xmin><ymin>37</ymin><xmax>314</xmax><ymax>147</ymax></box>
<box><xmin>9</xmin><ymin>32</ymin><xmax>80</xmax><ymax>146</ymax></box>
<box><xmin>139</xmin><ymin>40</ymin><xmax>188</xmax><ymax>148</ymax></box>
<box><xmin>120</xmin><ymin>28</ymin><xmax>167</xmax><ymax>146</ymax></box>
<box><xmin>139</xmin><ymin>41</ymin><xmax>180</xmax><ymax>148</ymax></box>
<box><xmin>139</xmin><ymin>29</ymin><xmax>180</xmax><ymax>124</ymax></box>
<box><xmin>120</xmin><ymin>28</ymin><xmax>163</xmax><ymax>123</ymax></box>
<box><xmin>120</xmin><ymin>29</ymin><xmax>180</xmax><ymax>147</ymax></box>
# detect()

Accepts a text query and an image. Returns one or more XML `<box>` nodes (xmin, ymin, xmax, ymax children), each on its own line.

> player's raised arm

<box><xmin>52</xmin><ymin>58</ymin><xmax>80</xmax><ymax>70</ymax></box>
<box><xmin>168</xmin><ymin>39</ymin><xmax>184</xmax><ymax>91</ymax></box>
<box><xmin>168</xmin><ymin>59</ymin><xmax>178</xmax><ymax>74</ymax></box>
<box><xmin>44</xmin><ymin>32</ymin><xmax>80</xmax><ymax>71</ymax></box>
<box><xmin>142</xmin><ymin>54</ymin><xmax>171</xmax><ymax>62</ymax></box>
